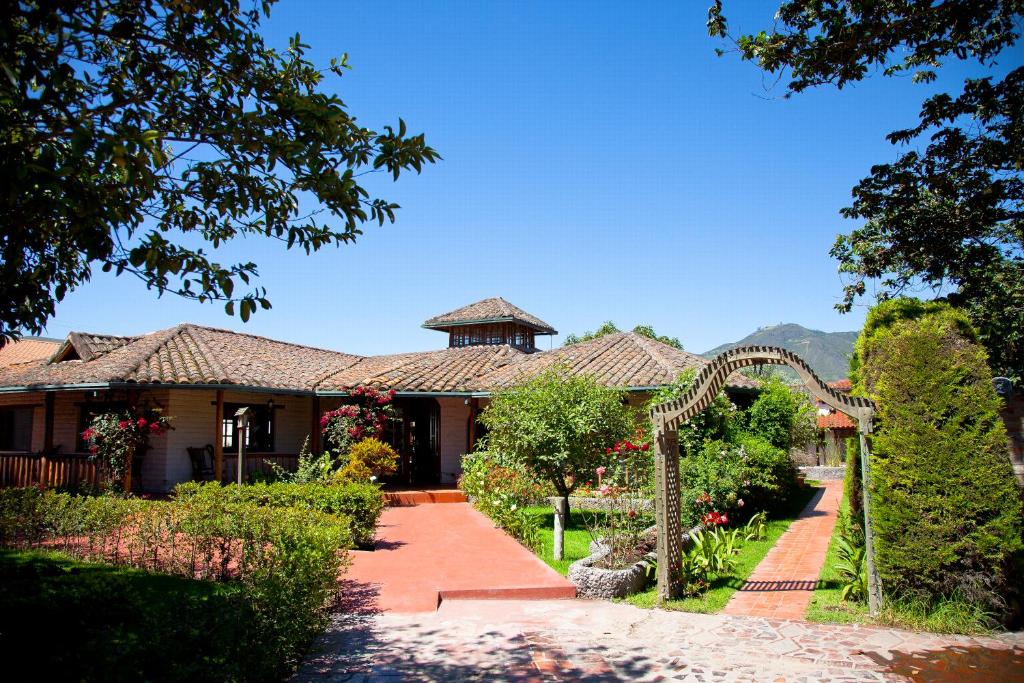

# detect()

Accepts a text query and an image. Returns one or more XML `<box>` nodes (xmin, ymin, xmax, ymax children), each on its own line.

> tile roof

<box><xmin>0</xmin><ymin>338</ymin><xmax>62</xmax><ymax>368</ymax></box>
<box><xmin>0</xmin><ymin>327</ymin><xmax>756</xmax><ymax>395</ymax></box>
<box><xmin>423</xmin><ymin>297</ymin><xmax>557</xmax><ymax>335</ymax></box>
<box><xmin>818</xmin><ymin>411</ymin><xmax>857</xmax><ymax>430</ymax></box>
<box><xmin>475</xmin><ymin>332</ymin><xmax>759</xmax><ymax>392</ymax></box>
<box><xmin>317</xmin><ymin>345</ymin><xmax>528</xmax><ymax>393</ymax></box>
<box><xmin>0</xmin><ymin>324</ymin><xmax>363</xmax><ymax>391</ymax></box>
<box><xmin>827</xmin><ymin>379</ymin><xmax>853</xmax><ymax>393</ymax></box>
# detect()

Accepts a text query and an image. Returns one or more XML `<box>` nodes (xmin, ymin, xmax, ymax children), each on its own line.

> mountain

<box><xmin>702</xmin><ymin>324</ymin><xmax>858</xmax><ymax>382</ymax></box>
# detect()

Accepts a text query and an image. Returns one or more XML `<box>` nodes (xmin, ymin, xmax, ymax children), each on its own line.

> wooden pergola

<box><xmin>648</xmin><ymin>345</ymin><xmax>882</xmax><ymax>614</ymax></box>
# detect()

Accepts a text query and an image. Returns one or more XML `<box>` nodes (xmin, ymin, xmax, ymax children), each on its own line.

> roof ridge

<box><xmin>176</xmin><ymin>323</ymin><xmax>364</xmax><ymax>358</ymax></box>
<box><xmin>119</xmin><ymin>324</ymin><xmax>192</xmax><ymax>380</ymax></box>
<box><xmin>626</xmin><ymin>332</ymin><xmax>682</xmax><ymax>377</ymax></box>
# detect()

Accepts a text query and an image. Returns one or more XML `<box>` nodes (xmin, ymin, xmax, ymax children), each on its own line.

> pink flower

<box><xmin>599</xmin><ymin>485</ymin><xmax>610</xmax><ymax>496</ymax></box>
<box><xmin>596</xmin><ymin>466</ymin><xmax>606</xmax><ymax>477</ymax></box>
<box><xmin>737</xmin><ymin>499</ymin><xmax>745</xmax><ymax>508</ymax></box>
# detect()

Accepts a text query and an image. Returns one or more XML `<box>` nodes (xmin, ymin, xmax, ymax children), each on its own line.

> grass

<box><xmin>527</xmin><ymin>506</ymin><xmax>604</xmax><ymax>575</ymax></box>
<box><xmin>0</xmin><ymin>549</ymin><xmax>268</xmax><ymax>682</ymax></box>
<box><xmin>527</xmin><ymin>485</ymin><xmax>817</xmax><ymax>615</ymax></box>
<box><xmin>806</xmin><ymin>494</ymin><xmax>997</xmax><ymax>635</ymax></box>
<box><xmin>624</xmin><ymin>485</ymin><xmax>817</xmax><ymax>613</ymax></box>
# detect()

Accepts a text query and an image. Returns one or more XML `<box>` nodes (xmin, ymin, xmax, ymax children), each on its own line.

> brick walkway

<box><xmin>340</xmin><ymin>503</ymin><xmax>574</xmax><ymax>613</ymax></box>
<box><xmin>722</xmin><ymin>480</ymin><xmax>843</xmax><ymax>620</ymax></box>
<box><xmin>295</xmin><ymin>598</ymin><xmax>1024</xmax><ymax>681</ymax></box>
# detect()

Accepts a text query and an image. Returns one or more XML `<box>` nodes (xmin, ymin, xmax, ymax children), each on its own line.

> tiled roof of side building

<box><xmin>0</xmin><ymin>338</ymin><xmax>62</xmax><ymax>368</ymax></box>
<box><xmin>422</xmin><ymin>297</ymin><xmax>557</xmax><ymax>335</ymax></box>
<box><xmin>827</xmin><ymin>379</ymin><xmax>853</xmax><ymax>392</ymax></box>
<box><xmin>474</xmin><ymin>332</ymin><xmax>759</xmax><ymax>392</ymax></box>
<box><xmin>818</xmin><ymin>411</ymin><xmax>857</xmax><ymax>430</ymax></box>
<box><xmin>0</xmin><ymin>324</ymin><xmax>364</xmax><ymax>391</ymax></box>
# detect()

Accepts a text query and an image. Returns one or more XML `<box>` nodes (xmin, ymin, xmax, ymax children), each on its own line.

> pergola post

<box><xmin>653</xmin><ymin>414</ymin><xmax>682</xmax><ymax>602</ymax></box>
<box><xmin>858</xmin><ymin>415</ymin><xmax>882</xmax><ymax>615</ymax></box>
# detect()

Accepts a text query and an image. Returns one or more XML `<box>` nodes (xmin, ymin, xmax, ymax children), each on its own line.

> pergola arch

<box><xmin>649</xmin><ymin>345</ymin><xmax>881</xmax><ymax>613</ymax></box>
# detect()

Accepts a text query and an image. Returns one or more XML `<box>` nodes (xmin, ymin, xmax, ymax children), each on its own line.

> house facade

<box><xmin>0</xmin><ymin>297</ymin><xmax>757</xmax><ymax>492</ymax></box>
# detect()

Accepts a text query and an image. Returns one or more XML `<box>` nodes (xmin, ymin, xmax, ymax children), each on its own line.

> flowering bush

<box><xmin>81</xmin><ymin>409</ymin><xmax>171</xmax><ymax>485</ymax></box>
<box><xmin>320</xmin><ymin>386</ymin><xmax>396</xmax><ymax>457</ymax></box>
<box><xmin>586</xmin><ymin>434</ymin><xmax>655</xmax><ymax>569</ymax></box>
<box><xmin>458</xmin><ymin>451</ymin><xmax>547</xmax><ymax>550</ymax></box>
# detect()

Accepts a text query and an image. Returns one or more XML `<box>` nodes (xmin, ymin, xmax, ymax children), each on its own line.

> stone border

<box><xmin>567</xmin><ymin>496</ymin><xmax>654</xmax><ymax>512</ymax></box>
<box><xmin>568</xmin><ymin>525</ymin><xmax>703</xmax><ymax>599</ymax></box>
<box><xmin>798</xmin><ymin>466</ymin><xmax>845</xmax><ymax>481</ymax></box>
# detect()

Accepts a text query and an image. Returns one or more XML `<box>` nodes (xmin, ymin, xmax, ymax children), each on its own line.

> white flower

<box><xmin>510</xmin><ymin>503</ymin><xmax>517</xmax><ymax>511</ymax></box>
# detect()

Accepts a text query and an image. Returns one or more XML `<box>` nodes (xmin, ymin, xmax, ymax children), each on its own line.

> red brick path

<box><xmin>722</xmin><ymin>481</ymin><xmax>842</xmax><ymax>620</ymax></box>
<box><xmin>341</xmin><ymin>502</ymin><xmax>575</xmax><ymax>613</ymax></box>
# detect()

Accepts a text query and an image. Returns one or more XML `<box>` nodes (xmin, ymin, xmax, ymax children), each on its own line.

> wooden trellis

<box><xmin>649</xmin><ymin>345</ymin><xmax>881</xmax><ymax>614</ymax></box>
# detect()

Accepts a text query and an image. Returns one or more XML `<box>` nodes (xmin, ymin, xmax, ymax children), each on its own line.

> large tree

<box><xmin>708</xmin><ymin>1</ymin><xmax>1024</xmax><ymax>380</ymax></box>
<box><xmin>1</xmin><ymin>0</ymin><xmax>439</xmax><ymax>341</ymax></box>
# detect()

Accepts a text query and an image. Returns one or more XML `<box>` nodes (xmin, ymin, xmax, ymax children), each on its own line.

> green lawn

<box><xmin>0</xmin><ymin>549</ymin><xmax>273</xmax><ymax>682</ymax></box>
<box><xmin>625</xmin><ymin>485</ymin><xmax>817</xmax><ymax>613</ymax></box>
<box><xmin>527</xmin><ymin>485</ymin><xmax>816</xmax><ymax>614</ymax></box>
<box><xmin>527</xmin><ymin>506</ymin><xmax>604</xmax><ymax>575</ymax></box>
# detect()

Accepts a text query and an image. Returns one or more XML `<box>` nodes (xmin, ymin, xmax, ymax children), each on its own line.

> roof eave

<box><xmin>421</xmin><ymin>318</ymin><xmax>557</xmax><ymax>335</ymax></box>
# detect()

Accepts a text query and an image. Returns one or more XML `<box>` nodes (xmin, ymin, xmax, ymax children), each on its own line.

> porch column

<box><xmin>213</xmin><ymin>390</ymin><xmax>224</xmax><ymax>482</ymax></box>
<box><xmin>468</xmin><ymin>397</ymin><xmax>479</xmax><ymax>452</ymax></box>
<box><xmin>311</xmin><ymin>395</ymin><xmax>321</xmax><ymax>454</ymax></box>
<box><xmin>43</xmin><ymin>391</ymin><xmax>54</xmax><ymax>453</ymax></box>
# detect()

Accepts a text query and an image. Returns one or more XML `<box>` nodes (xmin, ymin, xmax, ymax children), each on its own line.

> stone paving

<box><xmin>295</xmin><ymin>598</ymin><xmax>1024</xmax><ymax>682</ymax></box>
<box><xmin>723</xmin><ymin>481</ymin><xmax>843</xmax><ymax>620</ymax></box>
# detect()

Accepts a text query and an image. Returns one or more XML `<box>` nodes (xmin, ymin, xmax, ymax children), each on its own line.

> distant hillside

<box><xmin>702</xmin><ymin>324</ymin><xmax>858</xmax><ymax>382</ymax></box>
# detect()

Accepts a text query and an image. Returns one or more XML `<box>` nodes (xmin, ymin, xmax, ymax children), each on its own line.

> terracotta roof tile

<box><xmin>828</xmin><ymin>379</ymin><xmax>853</xmax><ymax>392</ymax></box>
<box><xmin>818</xmin><ymin>411</ymin><xmax>857</xmax><ymax>429</ymax></box>
<box><xmin>423</xmin><ymin>297</ymin><xmax>557</xmax><ymax>334</ymax></box>
<box><xmin>0</xmin><ymin>338</ymin><xmax>61</xmax><ymax>367</ymax></box>
<box><xmin>475</xmin><ymin>332</ymin><xmax>758</xmax><ymax>392</ymax></box>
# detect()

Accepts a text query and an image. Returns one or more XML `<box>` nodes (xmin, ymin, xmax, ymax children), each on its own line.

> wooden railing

<box><xmin>221</xmin><ymin>453</ymin><xmax>300</xmax><ymax>482</ymax></box>
<box><xmin>0</xmin><ymin>452</ymin><xmax>100</xmax><ymax>489</ymax></box>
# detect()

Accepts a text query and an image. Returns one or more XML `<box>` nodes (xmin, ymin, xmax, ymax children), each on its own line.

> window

<box><xmin>0</xmin><ymin>407</ymin><xmax>33</xmax><ymax>451</ymax></box>
<box><xmin>222</xmin><ymin>404</ymin><xmax>274</xmax><ymax>452</ymax></box>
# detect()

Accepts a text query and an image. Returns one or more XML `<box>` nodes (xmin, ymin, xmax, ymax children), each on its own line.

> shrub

<box><xmin>320</xmin><ymin>386</ymin><xmax>396</xmax><ymax>455</ymax></box>
<box><xmin>859</xmin><ymin>300</ymin><xmax>1023</xmax><ymax>617</ymax></box>
<box><xmin>744</xmin><ymin>377</ymin><xmax>816</xmax><ymax>451</ymax></box>
<box><xmin>337</xmin><ymin>437</ymin><xmax>399</xmax><ymax>481</ymax></box>
<box><xmin>679</xmin><ymin>441</ymin><xmax>747</xmax><ymax>527</ymax></box>
<box><xmin>0</xmin><ymin>487</ymin><xmax>350</xmax><ymax>679</ymax></box>
<box><xmin>458</xmin><ymin>451</ymin><xmax>545</xmax><ymax>549</ymax></box>
<box><xmin>734</xmin><ymin>433</ymin><xmax>799</xmax><ymax>513</ymax></box>
<box><xmin>174</xmin><ymin>480</ymin><xmax>384</xmax><ymax>548</ymax></box>
<box><xmin>647</xmin><ymin>369</ymin><xmax>738</xmax><ymax>457</ymax></box>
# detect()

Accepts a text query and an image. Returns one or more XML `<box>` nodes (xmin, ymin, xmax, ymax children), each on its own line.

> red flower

<box><xmin>137</xmin><ymin>418</ymin><xmax>148</xmax><ymax>428</ymax></box>
<box><xmin>81</xmin><ymin>428</ymin><xmax>95</xmax><ymax>440</ymax></box>
<box><xmin>118</xmin><ymin>420</ymin><xmax>130</xmax><ymax>429</ymax></box>
<box><xmin>89</xmin><ymin>446</ymin><xmax>98</xmax><ymax>454</ymax></box>
<box><xmin>149</xmin><ymin>422</ymin><xmax>162</xmax><ymax>434</ymax></box>
<box><xmin>606</xmin><ymin>447</ymin><xmax>612</xmax><ymax>454</ymax></box>
<box><xmin>641</xmin><ymin>443</ymin><xmax>650</xmax><ymax>451</ymax></box>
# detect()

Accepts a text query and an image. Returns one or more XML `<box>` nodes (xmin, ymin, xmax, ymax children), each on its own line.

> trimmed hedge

<box><xmin>858</xmin><ymin>300</ymin><xmax>1023</xmax><ymax>615</ymax></box>
<box><xmin>0</xmin><ymin>487</ymin><xmax>351</xmax><ymax>679</ymax></box>
<box><xmin>174</xmin><ymin>480</ymin><xmax>385</xmax><ymax>548</ymax></box>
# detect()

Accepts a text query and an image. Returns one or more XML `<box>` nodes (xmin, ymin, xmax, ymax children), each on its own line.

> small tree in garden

<box><xmin>320</xmin><ymin>386</ymin><xmax>396</xmax><ymax>459</ymax></box>
<box><xmin>745</xmin><ymin>377</ymin><xmax>816</xmax><ymax>452</ymax></box>
<box><xmin>479</xmin><ymin>366</ymin><xmax>634</xmax><ymax>517</ymax></box>
<box><xmin>81</xmin><ymin>410</ymin><xmax>171</xmax><ymax>489</ymax></box>
<box><xmin>858</xmin><ymin>299</ymin><xmax>1023</xmax><ymax>618</ymax></box>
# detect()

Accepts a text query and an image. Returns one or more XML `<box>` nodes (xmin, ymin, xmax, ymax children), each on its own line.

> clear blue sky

<box><xmin>42</xmin><ymin>1</ymin><xmax>1006</xmax><ymax>355</ymax></box>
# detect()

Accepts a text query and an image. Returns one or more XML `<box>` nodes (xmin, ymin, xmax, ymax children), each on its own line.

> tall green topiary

<box><xmin>859</xmin><ymin>299</ymin><xmax>1022</xmax><ymax>615</ymax></box>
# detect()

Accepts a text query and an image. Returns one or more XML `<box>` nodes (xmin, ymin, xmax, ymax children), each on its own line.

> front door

<box><xmin>384</xmin><ymin>398</ymin><xmax>440</xmax><ymax>486</ymax></box>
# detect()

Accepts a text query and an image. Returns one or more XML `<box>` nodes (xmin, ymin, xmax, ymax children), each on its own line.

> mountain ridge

<box><xmin>702</xmin><ymin>323</ymin><xmax>857</xmax><ymax>382</ymax></box>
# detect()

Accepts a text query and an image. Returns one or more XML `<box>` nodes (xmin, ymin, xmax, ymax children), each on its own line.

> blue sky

<box><xmin>43</xmin><ymin>1</ymin><xmax>1012</xmax><ymax>355</ymax></box>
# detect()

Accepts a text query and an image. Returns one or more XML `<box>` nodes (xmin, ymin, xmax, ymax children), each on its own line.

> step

<box><xmin>384</xmin><ymin>489</ymin><xmax>468</xmax><ymax>506</ymax></box>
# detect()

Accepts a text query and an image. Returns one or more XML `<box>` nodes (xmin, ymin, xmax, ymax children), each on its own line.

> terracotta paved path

<box><xmin>296</xmin><ymin>598</ymin><xmax>1024</xmax><ymax>682</ymax></box>
<box><xmin>340</xmin><ymin>503</ymin><xmax>574</xmax><ymax>613</ymax></box>
<box><xmin>723</xmin><ymin>480</ymin><xmax>843</xmax><ymax>620</ymax></box>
